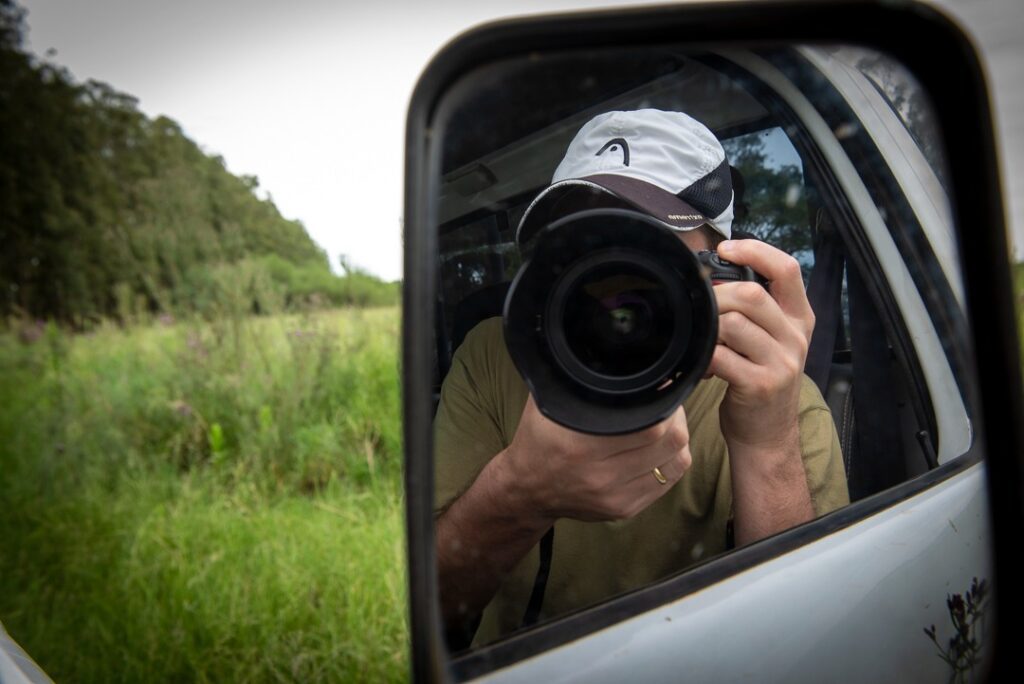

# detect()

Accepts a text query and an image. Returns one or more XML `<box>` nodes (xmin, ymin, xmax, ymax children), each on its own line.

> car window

<box><xmin>428</xmin><ymin>43</ymin><xmax>975</xmax><ymax>669</ymax></box>
<box><xmin>720</xmin><ymin>126</ymin><xmax>853</xmax><ymax>362</ymax></box>
<box><xmin>721</xmin><ymin>127</ymin><xmax>810</xmax><ymax>274</ymax></box>
<box><xmin>846</xmin><ymin>49</ymin><xmax>950</xmax><ymax>194</ymax></box>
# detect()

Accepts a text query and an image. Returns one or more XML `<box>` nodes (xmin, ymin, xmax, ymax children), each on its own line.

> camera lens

<box><xmin>562</xmin><ymin>262</ymin><xmax>673</xmax><ymax>377</ymax></box>
<box><xmin>503</xmin><ymin>208</ymin><xmax>718</xmax><ymax>434</ymax></box>
<box><xmin>545</xmin><ymin>247</ymin><xmax>693</xmax><ymax>394</ymax></box>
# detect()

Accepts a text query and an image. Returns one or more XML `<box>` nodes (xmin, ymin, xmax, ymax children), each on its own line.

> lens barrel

<box><xmin>504</xmin><ymin>208</ymin><xmax>718</xmax><ymax>435</ymax></box>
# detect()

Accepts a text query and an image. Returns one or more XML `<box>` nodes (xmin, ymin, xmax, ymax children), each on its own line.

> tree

<box><xmin>724</xmin><ymin>130</ymin><xmax>812</xmax><ymax>271</ymax></box>
<box><xmin>1</xmin><ymin>0</ymin><xmax>392</xmax><ymax>325</ymax></box>
<box><xmin>855</xmin><ymin>51</ymin><xmax>948</xmax><ymax>191</ymax></box>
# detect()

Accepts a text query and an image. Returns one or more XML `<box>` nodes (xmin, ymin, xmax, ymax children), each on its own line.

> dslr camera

<box><xmin>504</xmin><ymin>208</ymin><xmax>766</xmax><ymax>435</ymax></box>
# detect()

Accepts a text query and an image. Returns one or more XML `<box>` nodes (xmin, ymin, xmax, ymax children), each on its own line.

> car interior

<box><xmin>433</xmin><ymin>48</ymin><xmax>941</xmax><ymax>511</ymax></box>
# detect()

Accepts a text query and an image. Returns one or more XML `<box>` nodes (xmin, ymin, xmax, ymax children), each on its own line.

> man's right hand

<box><xmin>491</xmin><ymin>395</ymin><xmax>693</xmax><ymax>525</ymax></box>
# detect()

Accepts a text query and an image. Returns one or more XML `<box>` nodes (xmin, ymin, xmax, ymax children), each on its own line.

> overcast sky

<box><xmin>18</xmin><ymin>0</ymin><xmax>1024</xmax><ymax>279</ymax></box>
<box><xmin>18</xmin><ymin>0</ymin><xmax>662</xmax><ymax>281</ymax></box>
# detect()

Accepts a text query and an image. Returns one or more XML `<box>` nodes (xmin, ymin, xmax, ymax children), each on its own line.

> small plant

<box><xmin>924</xmin><ymin>577</ymin><xmax>989</xmax><ymax>684</ymax></box>
<box><xmin>208</xmin><ymin>422</ymin><xmax>227</xmax><ymax>463</ymax></box>
<box><xmin>258</xmin><ymin>405</ymin><xmax>273</xmax><ymax>433</ymax></box>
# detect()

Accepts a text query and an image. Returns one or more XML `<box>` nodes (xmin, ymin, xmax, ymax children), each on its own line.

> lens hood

<box><xmin>503</xmin><ymin>208</ymin><xmax>718</xmax><ymax>435</ymax></box>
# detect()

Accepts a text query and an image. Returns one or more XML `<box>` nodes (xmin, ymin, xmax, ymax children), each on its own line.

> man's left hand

<box><xmin>706</xmin><ymin>238</ymin><xmax>817</xmax><ymax>544</ymax></box>
<box><xmin>707</xmin><ymin>238</ymin><xmax>815</xmax><ymax>454</ymax></box>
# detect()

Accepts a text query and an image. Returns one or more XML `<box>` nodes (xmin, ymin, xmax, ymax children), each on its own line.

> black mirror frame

<box><xmin>403</xmin><ymin>1</ymin><xmax>1022</xmax><ymax>680</ymax></box>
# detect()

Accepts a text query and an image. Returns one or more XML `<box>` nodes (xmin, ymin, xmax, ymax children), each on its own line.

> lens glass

<box><xmin>562</xmin><ymin>261</ymin><xmax>675</xmax><ymax>377</ymax></box>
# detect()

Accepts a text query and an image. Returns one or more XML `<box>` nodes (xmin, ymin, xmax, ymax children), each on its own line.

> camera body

<box><xmin>504</xmin><ymin>208</ymin><xmax>766</xmax><ymax>435</ymax></box>
<box><xmin>696</xmin><ymin>250</ymin><xmax>770</xmax><ymax>289</ymax></box>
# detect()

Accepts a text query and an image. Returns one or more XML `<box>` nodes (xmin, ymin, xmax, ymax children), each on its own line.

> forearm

<box><xmin>436</xmin><ymin>449</ymin><xmax>553</xmax><ymax>629</ymax></box>
<box><xmin>728</xmin><ymin>423</ymin><xmax>814</xmax><ymax>546</ymax></box>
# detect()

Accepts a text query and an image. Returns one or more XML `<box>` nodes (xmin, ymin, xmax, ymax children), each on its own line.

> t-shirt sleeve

<box><xmin>433</xmin><ymin>319</ymin><xmax>509</xmax><ymax>515</ymax></box>
<box><xmin>797</xmin><ymin>374</ymin><xmax>851</xmax><ymax>515</ymax></box>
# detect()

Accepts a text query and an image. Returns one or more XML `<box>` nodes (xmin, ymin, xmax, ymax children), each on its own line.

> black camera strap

<box><xmin>520</xmin><ymin>526</ymin><xmax>555</xmax><ymax>628</ymax></box>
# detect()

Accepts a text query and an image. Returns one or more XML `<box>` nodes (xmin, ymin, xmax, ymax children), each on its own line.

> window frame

<box><xmin>751</xmin><ymin>47</ymin><xmax>975</xmax><ymax>460</ymax></box>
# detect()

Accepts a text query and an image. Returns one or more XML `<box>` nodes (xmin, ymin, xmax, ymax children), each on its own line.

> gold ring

<box><xmin>652</xmin><ymin>466</ymin><xmax>668</xmax><ymax>485</ymax></box>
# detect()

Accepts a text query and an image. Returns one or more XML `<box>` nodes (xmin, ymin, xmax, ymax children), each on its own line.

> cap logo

<box><xmin>596</xmin><ymin>138</ymin><xmax>630</xmax><ymax>166</ymax></box>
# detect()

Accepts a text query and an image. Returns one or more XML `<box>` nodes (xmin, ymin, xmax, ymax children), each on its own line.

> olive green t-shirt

<box><xmin>434</xmin><ymin>317</ymin><xmax>849</xmax><ymax>646</ymax></box>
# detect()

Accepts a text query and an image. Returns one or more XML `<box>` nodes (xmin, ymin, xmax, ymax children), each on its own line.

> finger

<box><xmin>716</xmin><ymin>309</ymin><xmax>781</xmax><ymax>365</ymax></box>
<box><xmin>716</xmin><ymin>240</ymin><xmax>814</xmax><ymax>324</ymax></box>
<box><xmin>664</xmin><ymin>445</ymin><xmax>693</xmax><ymax>482</ymax></box>
<box><xmin>707</xmin><ymin>341</ymin><xmax>764</xmax><ymax>389</ymax></box>
<box><xmin>617</xmin><ymin>419</ymin><xmax>690</xmax><ymax>474</ymax></box>
<box><xmin>615</xmin><ymin>445</ymin><xmax>693</xmax><ymax>515</ymax></box>
<box><xmin>715</xmin><ymin>281</ymin><xmax>805</xmax><ymax>348</ymax></box>
<box><xmin>647</xmin><ymin>446</ymin><xmax>693</xmax><ymax>486</ymax></box>
<box><xmin>525</xmin><ymin>394</ymin><xmax>669</xmax><ymax>457</ymax></box>
<box><xmin>594</xmin><ymin>405</ymin><xmax>688</xmax><ymax>460</ymax></box>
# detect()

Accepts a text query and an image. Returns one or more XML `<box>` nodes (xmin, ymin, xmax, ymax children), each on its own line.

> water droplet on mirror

<box><xmin>785</xmin><ymin>184</ymin><xmax>801</xmax><ymax>208</ymax></box>
<box><xmin>834</xmin><ymin>122</ymin><xmax>859</xmax><ymax>139</ymax></box>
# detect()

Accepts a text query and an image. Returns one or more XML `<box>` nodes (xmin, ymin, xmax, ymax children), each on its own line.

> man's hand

<box><xmin>709</xmin><ymin>239</ymin><xmax>814</xmax><ymax>450</ymax></box>
<box><xmin>435</xmin><ymin>397</ymin><xmax>692</xmax><ymax>630</ymax></box>
<box><xmin>707</xmin><ymin>239</ymin><xmax>816</xmax><ymax>544</ymax></box>
<box><xmin>494</xmin><ymin>396</ymin><xmax>693</xmax><ymax>525</ymax></box>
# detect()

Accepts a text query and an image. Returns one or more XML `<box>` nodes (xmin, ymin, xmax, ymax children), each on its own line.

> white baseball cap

<box><xmin>516</xmin><ymin>109</ymin><xmax>734</xmax><ymax>244</ymax></box>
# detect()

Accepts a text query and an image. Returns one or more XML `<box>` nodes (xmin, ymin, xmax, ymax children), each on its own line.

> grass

<box><xmin>5</xmin><ymin>265</ymin><xmax>1023</xmax><ymax>682</ymax></box>
<box><xmin>0</xmin><ymin>307</ymin><xmax>408</xmax><ymax>682</ymax></box>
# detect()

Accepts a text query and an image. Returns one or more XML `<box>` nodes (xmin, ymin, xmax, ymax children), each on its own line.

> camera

<box><xmin>504</xmin><ymin>208</ymin><xmax>767</xmax><ymax>435</ymax></box>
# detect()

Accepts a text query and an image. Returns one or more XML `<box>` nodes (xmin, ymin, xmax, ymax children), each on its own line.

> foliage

<box><xmin>0</xmin><ymin>2</ymin><xmax>397</xmax><ymax>326</ymax></box>
<box><xmin>855</xmin><ymin>50</ymin><xmax>948</xmax><ymax>192</ymax></box>
<box><xmin>924</xmin><ymin>577</ymin><xmax>989</xmax><ymax>684</ymax></box>
<box><xmin>259</xmin><ymin>255</ymin><xmax>400</xmax><ymax>311</ymax></box>
<box><xmin>720</xmin><ymin>129</ymin><xmax>806</xmax><ymax>249</ymax></box>
<box><xmin>0</xmin><ymin>307</ymin><xmax>408</xmax><ymax>682</ymax></box>
<box><xmin>722</xmin><ymin>129</ymin><xmax>812</xmax><ymax>277</ymax></box>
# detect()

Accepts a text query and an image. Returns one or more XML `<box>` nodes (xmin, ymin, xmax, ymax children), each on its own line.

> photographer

<box><xmin>434</xmin><ymin>109</ymin><xmax>849</xmax><ymax>647</ymax></box>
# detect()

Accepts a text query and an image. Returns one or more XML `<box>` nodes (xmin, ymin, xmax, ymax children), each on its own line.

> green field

<box><xmin>0</xmin><ymin>307</ymin><xmax>408</xmax><ymax>682</ymax></box>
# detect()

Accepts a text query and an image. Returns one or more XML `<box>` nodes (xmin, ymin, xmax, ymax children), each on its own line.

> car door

<box><xmin>404</xmin><ymin>3</ymin><xmax>1016</xmax><ymax>682</ymax></box>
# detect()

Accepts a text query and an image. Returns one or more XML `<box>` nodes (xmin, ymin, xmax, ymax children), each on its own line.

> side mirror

<box><xmin>404</xmin><ymin>1</ymin><xmax>1022</xmax><ymax>680</ymax></box>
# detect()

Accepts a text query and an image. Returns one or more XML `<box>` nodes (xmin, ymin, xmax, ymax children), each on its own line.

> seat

<box><xmin>449</xmin><ymin>282</ymin><xmax>511</xmax><ymax>355</ymax></box>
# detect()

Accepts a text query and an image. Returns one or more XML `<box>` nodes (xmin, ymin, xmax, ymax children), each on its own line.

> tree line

<box><xmin>0</xmin><ymin>0</ymin><xmax>396</xmax><ymax>327</ymax></box>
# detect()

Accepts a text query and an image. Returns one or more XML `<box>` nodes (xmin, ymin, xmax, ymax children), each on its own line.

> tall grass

<box><xmin>0</xmin><ymin>307</ymin><xmax>407</xmax><ymax>682</ymax></box>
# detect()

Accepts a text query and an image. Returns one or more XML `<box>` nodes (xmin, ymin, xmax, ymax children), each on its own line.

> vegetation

<box><xmin>0</xmin><ymin>307</ymin><xmax>408</xmax><ymax>682</ymax></box>
<box><xmin>1</xmin><ymin>1</ymin><xmax>407</xmax><ymax>679</ymax></box>
<box><xmin>0</xmin><ymin>0</ymin><xmax>397</xmax><ymax>328</ymax></box>
<box><xmin>924</xmin><ymin>577</ymin><xmax>990</xmax><ymax>684</ymax></box>
<box><xmin>722</xmin><ymin>130</ymin><xmax>809</xmax><ymax>255</ymax></box>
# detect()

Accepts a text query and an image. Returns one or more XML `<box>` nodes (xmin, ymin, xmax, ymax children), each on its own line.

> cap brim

<box><xmin>516</xmin><ymin>174</ymin><xmax>710</xmax><ymax>244</ymax></box>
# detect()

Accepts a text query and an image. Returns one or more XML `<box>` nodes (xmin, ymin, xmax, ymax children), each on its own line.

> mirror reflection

<box><xmin>429</xmin><ymin>44</ymin><xmax>973</xmax><ymax>655</ymax></box>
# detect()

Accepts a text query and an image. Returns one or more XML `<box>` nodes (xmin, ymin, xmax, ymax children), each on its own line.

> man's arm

<box><xmin>436</xmin><ymin>444</ymin><xmax>551</xmax><ymax>630</ymax></box>
<box><xmin>708</xmin><ymin>239</ymin><xmax>818</xmax><ymax>545</ymax></box>
<box><xmin>436</xmin><ymin>395</ymin><xmax>694</xmax><ymax>631</ymax></box>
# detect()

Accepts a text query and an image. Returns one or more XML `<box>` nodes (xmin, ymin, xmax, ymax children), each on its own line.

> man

<box><xmin>434</xmin><ymin>109</ymin><xmax>849</xmax><ymax>647</ymax></box>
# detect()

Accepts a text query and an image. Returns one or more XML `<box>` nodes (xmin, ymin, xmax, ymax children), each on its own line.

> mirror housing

<box><xmin>404</xmin><ymin>1</ymin><xmax>1021</xmax><ymax>680</ymax></box>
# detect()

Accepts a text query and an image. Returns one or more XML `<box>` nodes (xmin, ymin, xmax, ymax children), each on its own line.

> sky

<box><xmin>17</xmin><ymin>0</ymin><xmax>664</xmax><ymax>281</ymax></box>
<box><xmin>17</xmin><ymin>0</ymin><xmax>1024</xmax><ymax>280</ymax></box>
